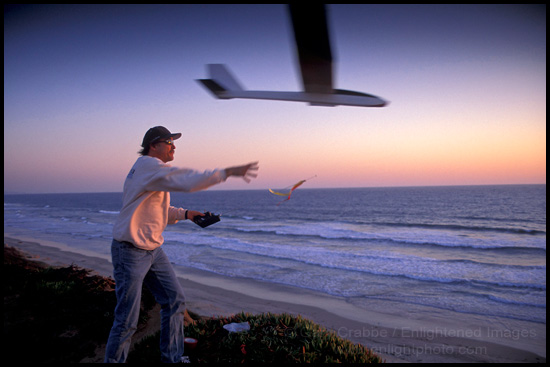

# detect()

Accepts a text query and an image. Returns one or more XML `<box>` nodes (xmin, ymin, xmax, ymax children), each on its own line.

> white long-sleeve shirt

<box><xmin>112</xmin><ymin>155</ymin><xmax>227</xmax><ymax>250</ymax></box>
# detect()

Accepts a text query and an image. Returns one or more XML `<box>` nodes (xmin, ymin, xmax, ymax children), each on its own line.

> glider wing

<box><xmin>288</xmin><ymin>4</ymin><xmax>333</xmax><ymax>95</ymax></box>
<box><xmin>196</xmin><ymin>5</ymin><xmax>388</xmax><ymax>108</ymax></box>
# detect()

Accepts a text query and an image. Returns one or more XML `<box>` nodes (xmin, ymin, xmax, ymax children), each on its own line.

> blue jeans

<box><xmin>104</xmin><ymin>240</ymin><xmax>186</xmax><ymax>363</ymax></box>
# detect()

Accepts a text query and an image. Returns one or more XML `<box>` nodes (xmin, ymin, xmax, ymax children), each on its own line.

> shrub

<box><xmin>128</xmin><ymin>311</ymin><xmax>383</xmax><ymax>363</ymax></box>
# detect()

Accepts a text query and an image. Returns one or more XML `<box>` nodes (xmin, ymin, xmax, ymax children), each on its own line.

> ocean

<box><xmin>4</xmin><ymin>185</ymin><xmax>546</xmax><ymax>325</ymax></box>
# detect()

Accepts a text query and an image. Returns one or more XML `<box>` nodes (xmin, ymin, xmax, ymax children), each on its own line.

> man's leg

<box><xmin>104</xmin><ymin>240</ymin><xmax>151</xmax><ymax>363</ymax></box>
<box><xmin>145</xmin><ymin>247</ymin><xmax>186</xmax><ymax>363</ymax></box>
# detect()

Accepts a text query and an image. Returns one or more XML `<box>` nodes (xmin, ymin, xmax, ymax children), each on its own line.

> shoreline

<box><xmin>4</xmin><ymin>234</ymin><xmax>546</xmax><ymax>363</ymax></box>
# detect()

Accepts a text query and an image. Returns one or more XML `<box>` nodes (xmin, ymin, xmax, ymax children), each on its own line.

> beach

<box><xmin>4</xmin><ymin>234</ymin><xmax>545</xmax><ymax>363</ymax></box>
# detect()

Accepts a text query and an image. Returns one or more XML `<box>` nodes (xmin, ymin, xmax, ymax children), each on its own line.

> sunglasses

<box><xmin>157</xmin><ymin>139</ymin><xmax>174</xmax><ymax>146</ymax></box>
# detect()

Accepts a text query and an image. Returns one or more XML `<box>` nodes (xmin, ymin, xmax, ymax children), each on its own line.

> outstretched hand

<box><xmin>225</xmin><ymin>162</ymin><xmax>259</xmax><ymax>183</ymax></box>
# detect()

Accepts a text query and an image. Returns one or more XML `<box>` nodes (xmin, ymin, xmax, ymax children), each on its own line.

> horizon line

<box><xmin>4</xmin><ymin>182</ymin><xmax>546</xmax><ymax>196</ymax></box>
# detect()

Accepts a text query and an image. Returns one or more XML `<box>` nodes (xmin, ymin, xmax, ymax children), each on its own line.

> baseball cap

<box><xmin>141</xmin><ymin>126</ymin><xmax>182</xmax><ymax>147</ymax></box>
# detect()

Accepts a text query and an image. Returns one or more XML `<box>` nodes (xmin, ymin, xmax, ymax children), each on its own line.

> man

<box><xmin>104</xmin><ymin>126</ymin><xmax>258</xmax><ymax>363</ymax></box>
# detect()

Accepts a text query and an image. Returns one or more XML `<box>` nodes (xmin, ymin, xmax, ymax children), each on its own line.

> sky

<box><xmin>4</xmin><ymin>4</ymin><xmax>546</xmax><ymax>194</ymax></box>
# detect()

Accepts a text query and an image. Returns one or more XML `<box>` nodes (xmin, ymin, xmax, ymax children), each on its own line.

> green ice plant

<box><xmin>129</xmin><ymin>312</ymin><xmax>383</xmax><ymax>363</ymax></box>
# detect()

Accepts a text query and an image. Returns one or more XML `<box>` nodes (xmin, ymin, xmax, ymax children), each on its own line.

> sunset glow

<box><xmin>4</xmin><ymin>4</ymin><xmax>546</xmax><ymax>193</ymax></box>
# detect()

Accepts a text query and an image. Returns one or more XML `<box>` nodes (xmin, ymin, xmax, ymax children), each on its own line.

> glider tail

<box><xmin>196</xmin><ymin>64</ymin><xmax>243</xmax><ymax>99</ymax></box>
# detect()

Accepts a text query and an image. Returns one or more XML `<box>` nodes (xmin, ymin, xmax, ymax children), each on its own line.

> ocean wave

<box><xmin>99</xmin><ymin>210</ymin><xmax>120</xmax><ymax>215</ymax></box>
<box><xmin>163</xmin><ymin>231</ymin><xmax>546</xmax><ymax>291</ymax></box>
<box><xmin>346</xmin><ymin>220</ymin><xmax>546</xmax><ymax>236</ymax></box>
<box><xmin>484</xmin><ymin>294</ymin><xmax>547</xmax><ymax>308</ymax></box>
<box><xmin>229</xmin><ymin>221</ymin><xmax>546</xmax><ymax>252</ymax></box>
<box><xmin>376</xmin><ymin>219</ymin><xmax>542</xmax><ymax>235</ymax></box>
<box><xmin>455</xmin><ymin>214</ymin><xmax>545</xmax><ymax>225</ymax></box>
<box><xmin>444</xmin><ymin>258</ymin><xmax>547</xmax><ymax>269</ymax></box>
<box><xmin>163</xmin><ymin>238</ymin><xmax>546</xmax><ymax>324</ymax></box>
<box><xmin>231</xmin><ymin>214</ymin><xmax>546</xmax><ymax>236</ymax></box>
